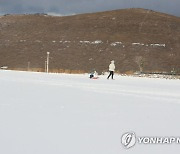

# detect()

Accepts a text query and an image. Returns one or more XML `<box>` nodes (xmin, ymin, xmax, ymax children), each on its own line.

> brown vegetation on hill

<box><xmin>0</xmin><ymin>8</ymin><xmax>180</xmax><ymax>74</ymax></box>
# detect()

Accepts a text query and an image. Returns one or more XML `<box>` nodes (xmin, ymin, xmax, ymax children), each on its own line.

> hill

<box><xmin>0</xmin><ymin>8</ymin><xmax>180</xmax><ymax>74</ymax></box>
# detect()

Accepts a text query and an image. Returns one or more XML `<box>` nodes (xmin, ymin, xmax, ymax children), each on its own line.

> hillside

<box><xmin>0</xmin><ymin>8</ymin><xmax>180</xmax><ymax>73</ymax></box>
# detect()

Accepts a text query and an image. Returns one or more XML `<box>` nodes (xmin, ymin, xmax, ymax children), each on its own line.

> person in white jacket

<box><xmin>107</xmin><ymin>60</ymin><xmax>115</xmax><ymax>79</ymax></box>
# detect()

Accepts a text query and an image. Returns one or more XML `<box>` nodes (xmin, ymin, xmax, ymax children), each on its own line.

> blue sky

<box><xmin>0</xmin><ymin>0</ymin><xmax>179</xmax><ymax>16</ymax></box>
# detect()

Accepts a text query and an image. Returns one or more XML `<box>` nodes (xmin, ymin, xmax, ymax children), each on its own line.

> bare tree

<box><xmin>135</xmin><ymin>56</ymin><xmax>144</xmax><ymax>73</ymax></box>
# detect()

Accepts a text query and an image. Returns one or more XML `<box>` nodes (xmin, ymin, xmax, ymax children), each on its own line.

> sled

<box><xmin>91</xmin><ymin>77</ymin><xmax>99</xmax><ymax>79</ymax></box>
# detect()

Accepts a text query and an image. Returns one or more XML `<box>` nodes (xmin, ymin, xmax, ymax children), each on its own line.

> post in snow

<box><xmin>46</xmin><ymin>52</ymin><xmax>50</xmax><ymax>73</ymax></box>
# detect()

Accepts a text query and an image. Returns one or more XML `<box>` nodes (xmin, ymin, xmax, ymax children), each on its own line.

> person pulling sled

<box><xmin>107</xmin><ymin>60</ymin><xmax>115</xmax><ymax>79</ymax></box>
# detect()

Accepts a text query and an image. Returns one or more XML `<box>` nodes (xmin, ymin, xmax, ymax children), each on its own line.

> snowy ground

<box><xmin>0</xmin><ymin>70</ymin><xmax>180</xmax><ymax>154</ymax></box>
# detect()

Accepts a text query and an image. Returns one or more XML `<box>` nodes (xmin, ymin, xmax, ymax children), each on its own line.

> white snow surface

<box><xmin>0</xmin><ymin>70</ymin><xmax>180</xmax><ymax>154</ymax></box>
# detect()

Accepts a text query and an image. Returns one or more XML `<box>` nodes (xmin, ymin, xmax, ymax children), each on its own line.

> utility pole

<box><xmin>27</xmin><ymin>61</ymin><xmax>30</xmax><ymax>71</ymax></box>
<box><xmin>46</xmin><ymin>52</ymin><xmax>50</xmax><ymax>73</ymax></box>
<box><xmin>45</xmin><ymin>61</ymin><xmax>47</xmax><ymax>72</ymax></box>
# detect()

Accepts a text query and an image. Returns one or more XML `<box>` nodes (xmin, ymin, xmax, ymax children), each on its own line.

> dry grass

<box><xmin>0</xmin><ymin>8</ymin><xmax>179</xmax><ymax>74</ymax></box>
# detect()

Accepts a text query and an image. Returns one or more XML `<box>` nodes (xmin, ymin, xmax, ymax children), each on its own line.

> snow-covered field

<box><xmin>0</xmin><ymin>70</ymin><xmax>180</xmax><ymax>154</ymax></box>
